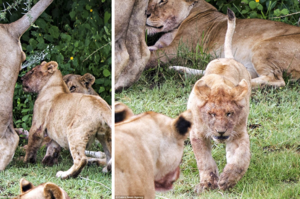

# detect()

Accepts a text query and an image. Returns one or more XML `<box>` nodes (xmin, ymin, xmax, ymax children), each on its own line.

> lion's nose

<box><xmin>146</xmin><ymin>13</ymin><xmax>151</xmax><ymax>18</ymax></box>
<box><xmin>216</xmin><ymin>129</ymin><xmax>226</xmax><ymax>135</ymax></box>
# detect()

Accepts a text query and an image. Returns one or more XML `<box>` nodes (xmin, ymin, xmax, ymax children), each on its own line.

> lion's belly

<box><xmin>47</xmin><ymin>126</ymin><xmax>69</xmax><ymax>149</ymax></box>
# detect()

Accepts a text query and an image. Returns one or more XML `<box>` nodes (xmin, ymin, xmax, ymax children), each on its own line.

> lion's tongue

<box><xmin>154</xmin><ymin>166</ymin><xmax>180</xmax><ymax>191</ymax></box>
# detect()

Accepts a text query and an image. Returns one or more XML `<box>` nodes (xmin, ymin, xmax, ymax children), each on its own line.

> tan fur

<box><xmin>187</xmin><ymin>10</ymin><xmax>251</xmax><ymax>193</ymax></box>
<box><xmin>115</xmin><ymin>0</ymin><xmax>151</xmax><ymax>90</ymax></box>
<box><xmin>115</xmin><ymin>105</ymin><xmax>193</xmax><ymax>198</ymax></box>
<box><xmin>0</xmin><ymin>0</ymin><xmax>53</xmax><ymax>171</ymax></box>
<box><xmin>22</xmin><ymin>61</ymin><xmax>111</xmax><ymax>179</ymax></box>
<box><xmin>146</xmin><ymin>0</ymin><xmax>300</xmax><ymax>88</ymax></box>
<box><xmin>63</xmin><ymin>73</ymin><xmax>98</xmax><ymax>95</ymax></box>
<box><xmin>13</xmin><ymin>178</ymin><xmax>70</xmax><ymax>199</ymax></box>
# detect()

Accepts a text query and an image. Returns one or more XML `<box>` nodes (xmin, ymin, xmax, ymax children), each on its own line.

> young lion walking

<box><xmin>188</xmin><ymin>9</ymin><xmax>251</xmax><ymax>193</ymax></box>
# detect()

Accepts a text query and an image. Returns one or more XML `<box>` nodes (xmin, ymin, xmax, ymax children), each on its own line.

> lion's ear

<box><xmin>46</xmin><ymin>61</ymin><xmax>58</xmax><ymax>74</ymax></box>
<box><xmin>62</xmin><ymin>74</ymin><xmax>72</xmax><ymax>83</ymax></box>
<box><xmin>194</xmin><ymin>79</ymin><xmax>211</xmax><ymax>101</ymax></box>
<box><xmin>232</xmin><ymin>79</ymin><xmax>248</xmax><ymax>102</ymax></box>
<box><xmin>20</xmin><ymin>178</ymin><xmax>34</xmax><ymax>193</ymax></box>
<box><xmin>44</xmin><ymin>183</ymin><xmax>63</xmax><ymax>199</ymax></box>
<box><xmin>81</xmin><ymin>73</ymin><xmax>95</xmax><ymax>88</ymax></box>
<box><xmin>115</xmin><ymin>102</ymin><xmax>134</xmax><ymax>123</ymax></box>
<box><xmin>173</xmin><ymin>110</ymin><xmax>193</xmax><ymax>138</ymax></box>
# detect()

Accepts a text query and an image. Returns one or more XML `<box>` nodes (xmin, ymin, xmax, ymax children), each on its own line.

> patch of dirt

<box><xmin>184</xmin><ymin>139</ymin><xmax>191</xmax><ymax>146</ymax></box>
<box><xmin>263</xmin><ymin>146</ymin><xmax>281</xmax><ymax>153</ymax></box>
<box><xmin>248</xmin><ymin>123</ymin><xmax>261</xmax><ymax>129</ymax></box>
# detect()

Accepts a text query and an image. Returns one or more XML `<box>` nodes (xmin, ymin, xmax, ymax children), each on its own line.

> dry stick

<box><xmin>82</xmin><ymin>42</ymin><xmax>111</xmax><ymax>63</ymax></box>
<box><xmin>79</xmin><ymin>176</ymin><xmax>111</xmax><ymax>190</ymax></box>
<box><xmin>271</xmin><ymin>11</ymin><xmax>300</xmax><ymax>19</ymax></box>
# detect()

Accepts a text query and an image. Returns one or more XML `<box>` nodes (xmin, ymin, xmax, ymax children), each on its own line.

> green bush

<box><xmin>207</xmin><ymin>0</ymin><xmax>300</xmax><ymax>24</ymax></box>
<box><xmin>0</xmin><ymin>0</ymin><xmax>111</xmax><ymax>131</ymax></box>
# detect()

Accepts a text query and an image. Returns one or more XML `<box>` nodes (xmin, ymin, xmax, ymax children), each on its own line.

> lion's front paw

<box><xmin>218</xmin><ymin>172</ymin><xmax>238</xmax><ymax>191</ymax></box>
<box><xmin>195</xmin><ymin>172</ymin><xmax>219</xmax><ymax>194</ymax></box>
<box><xmin>56</xmin><ymin>171</ymin><xmax>69</xmax><ymax>179</ymax></box>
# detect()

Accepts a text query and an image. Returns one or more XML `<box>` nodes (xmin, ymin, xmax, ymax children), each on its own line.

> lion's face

<box><xmin>201</xmin><ymin>100</ymin><xmax>242</xmax><ymax>142</ymax></box>
<box><xmin>146</xmin><ymin>0</ymin><xmax>196</xmax><ymax>35</ymax></box>
<box><xmin>22</xmin><ymin>61</ymin><xmax>58</xmax><ymax>93</ymax></box>
<box><xmin>63</xmin><ymin>73</ymin><xmax>97</xmax><ymax>95</ymax></box>
<box><xmin>193</xmin><ymin>79</ymin><xmax>248</xmax><ymax>143</ymax></box>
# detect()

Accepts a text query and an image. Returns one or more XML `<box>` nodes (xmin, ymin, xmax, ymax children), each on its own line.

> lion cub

<box><xmin>188</xmin><ymin>9</ymin><xmax>251</xmax><ymax>192</ymax></box>
<box><xmin>115</xmin><ymin>103</ymin><xmax>193</xmax><ymax>198</ymax></box>
<box><xmin>13</xmin><ymin>178</ymin><xmax>70</xmax><ymax>199</ymax></box>
<box><xmin>42</xmin><ymin>73</ymin><xmax>101</xmax><ymax>167</ymax></box>
<box><xmin>63</xmin><ymin>73</ymin><xmax>98</xmax><ymax>95</ymax></box>
<box><xmin>22</xmin><ymin>61</ymin><xmax>111</xmax><ymax>179</ymax></box>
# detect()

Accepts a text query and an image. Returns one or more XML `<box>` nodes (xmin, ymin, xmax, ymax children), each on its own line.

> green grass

<box><xmin>0</xmin><ymin>143</ymin><xmax>111</xmax><ymax>198</ymax></box>
<box><xmin>116</xmin><ymin>55</ymin><xmax>300</xmax><ymax>198</ymax></box>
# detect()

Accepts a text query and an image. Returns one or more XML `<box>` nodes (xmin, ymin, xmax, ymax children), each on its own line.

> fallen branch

<box><xmin>82</xmin><ymin>42</ymin><xmax>111</xmax><ymax>63</ymax></box>
<box><xmin>271</xmin><ymin>11</ymin><xmax>300</xmax><ymax>19</ymax></box>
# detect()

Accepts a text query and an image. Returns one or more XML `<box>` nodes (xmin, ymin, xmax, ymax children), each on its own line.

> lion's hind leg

<box><xmin>56</xmin><ymin>127</ymin><xmax>94</xmax><ymax>179</ymax></box>
<box><xmin>96</xmin><ymin>127</ymin><xmax>111</xmax><ymax>173</ymax></box>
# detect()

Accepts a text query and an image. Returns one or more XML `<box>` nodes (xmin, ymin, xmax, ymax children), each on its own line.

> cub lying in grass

<box><xmin>22</xmin><ymin>61</ymin><xmax>111</xmax><ymax>179</ymax></box>
<box><xmin>188</xmin><ymin>9</ymin><xmax>251</xmax><ymax>193</ymax></box>
<box><xmin>115</xmin><ymin>103</ymin><xmax>192</xmax><ymax>197</ymax></box>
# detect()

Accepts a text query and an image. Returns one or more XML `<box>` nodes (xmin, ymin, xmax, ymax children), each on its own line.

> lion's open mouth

<box><xmin>146</xmin><ymin>24</ymin><xmax>163</xmax><ymax>29</ymax></box>
<box><xmin>213</xmin><ymin>136</ymin><xmax>229</xmax><ymax>140</ymax></box>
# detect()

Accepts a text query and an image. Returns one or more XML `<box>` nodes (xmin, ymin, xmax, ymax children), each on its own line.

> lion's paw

<box><xmin>42</xmin><ymin>156</ymin><xmax>58</xmax><ymax>166</ymax></box>
<box><xmin>56</xmin><ymin>171</ymin><xmax>69</xmax><ymax>179</ymax></box>
<box><xmin>218</xmin><ymin>172</ymin><xmax>237</xmax><ymax>191</ymax></box>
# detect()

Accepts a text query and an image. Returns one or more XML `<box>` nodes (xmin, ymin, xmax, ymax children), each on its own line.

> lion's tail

<box><xmin>224</xmin><ymin>8</ymin><xmax>236</xmax><ymax>59</ymax></box>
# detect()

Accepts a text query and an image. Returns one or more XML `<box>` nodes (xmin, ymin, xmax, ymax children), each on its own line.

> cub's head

<box><xmin>22</xmin><ymin>61</ymin><xmax>58</xmax><ymax>93</ymax></box>
<box><xmin>14</xmin><ymin>178</ymin><xmax>70</xmax><ymax>199</ymax></box>
<box><xmin>114</xmin><ymin>102</ymin><xmax>134</xmax><ymax>123</ymax></box>
<box><xmin>153</xmin><ymin>110</ymin><xmax>193</xmax><ymax>191</ymax></box>
<box><xmin>63</xmin><ymin>73</ymin><xmax>98</xmax><ymax>95</ymax></box>
<box><xmin>146</xmin><ymin>0</ymin><xmax>197</xmax><ymax>35</ymax></box>
<box><xmin>194</xmin><ymin>79</ymin><xmax>249</xmax><ymax>142</ymax></box>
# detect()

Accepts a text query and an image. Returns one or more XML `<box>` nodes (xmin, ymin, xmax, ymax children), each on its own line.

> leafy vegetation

<box><xmin>208</xmin><ymin>0</ymin><xmax>300</xmax><ymax>24</ymax></box>
<box><xmin>0</xmin><ymin>0</ymin><xmax>111</xmax><ymax>131</ymax></box>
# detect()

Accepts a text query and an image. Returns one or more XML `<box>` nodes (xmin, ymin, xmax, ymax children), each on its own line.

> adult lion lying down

<box><xmin>146</xmin><ymin>0</ymin><xmax>300</xmax><ymax>88</ymax></box>
<box><xmin>188</xmin><ymin>9</ymin><xmax>251</xmax><ymax>193</ymax></box>
<box><xmin>115</xmin><ymin>103</ymin><xmax>193</xmax><ymax>198</ymax></box>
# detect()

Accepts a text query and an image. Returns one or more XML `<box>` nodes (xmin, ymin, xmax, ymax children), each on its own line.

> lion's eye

<box><xmin>70</xmin><ymin>86</ymin><xmax>76</xmax><ymax>91</ymax></box>
<box><xmin>159</xmin><ymin>0</ymin><xmax>166</xmax><ymax>4</ymax></box>
<box><xmin>209</xmin><ymin>113</ymin><xmax>215</xmax><ymax>117</ymax></box>
<box><xmin>226</xmin><ymin>112</ymin><xmax>233</xmax><ymax>117</ymax></box>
